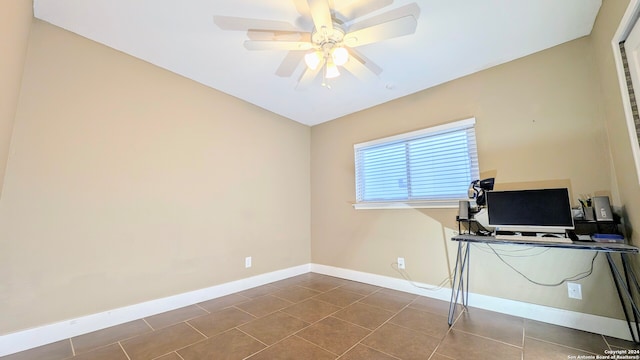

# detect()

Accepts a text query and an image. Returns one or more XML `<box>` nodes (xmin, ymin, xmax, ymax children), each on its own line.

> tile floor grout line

<box><xmin>239</xmin><ymin>285</ymin><xmax>382</xmax><ymax>358</ymax></box>
<box><xmin>231</xmin><ymin>304</ymin><xmax>259</xmax><ymax>318</ymax></box>
<box><xmin>240</xmin><ymin>306</ymin><xmax>289</xmax><ymax>319</ymax></box>
<box><xmin>267</xmin><ymin>292</ymin><xmax>300</xmax><ymax>306</ymax></box>
<box><xmin>428</xmin><ymin>350</ymin><xmax>456</xmax><ymax>360</ymax></box>
<box><xmin>342</xmin><ymin>343</ymin><xmax>402</xmax><ymax>360</ymax></box>
<box><xmin>183</xmin><ymin>320</ymin><xmax>208</xmax><ymax>339</ymax></box>
<box><xmin>145</xmin><ymin>310</ymin><xmax>215</xmax><ymax>332</ymax></box>
<box><xmin>451</xmin><ymin>327</ymin><xmax>524</xmax><ymax>350</ymax></box>
<box><xmin>238</xmin><ymin>342</ymin><xmax>273</xmax><ymax>359</ymax></box>
<box><xmin>68</xmin><ymin>338</ymin><xmax>75</xmax><ymax>357</ymax></box>
<box><xmin>521</xmin><ymin>326</ymin><xmax>526</xmax><ymax>360</ymax></box>
<box><xmin>296</xmin><ymin>283</ymin><xmax>342</xmax><ymax>293</ymax></box>
<box><xmin>278</xmin><ymin>307</ymin><xmax>323</xmax><ymax>324</ymax></box>
<box><xmin>339</xmin><ymin>300</ymin><xmax>417</xmax><ymax>357</ymax></box>
<box><xmin>71</xmin><ymin>324</ymin><xmax>156</xmax><ymax>357</ymax></box>
<box><xmin>290</xmin><ymin>320</ymin><xmax>348</xmax><ymax>357</ymax></box>
<box><xmin>602</xmin><ymin>334</ymin><xmax>614</xmax><ymax>351</ymax></box>
<box><xmin>296</xmin><ymin>288</ymin><xmax>366</xmax><ymax>309</ymax></box>
<box><xmin>194</xmin><ymin>302</ymin><xmax>211</xmax><ymax>314</ymax></box>
<box><xmin>293</xmin><ymin>334</ymin><xmax>341</xmax><ymax>357</ymax></box>
<box><xmin>329</xmin><ymin>314</ymin><xmax>378</xmax><ymax>333</ymax></box>
<box><xmin>524</xmin><ymin>334</ymin><xmax>606</xmax><ymax>355</ymax></box>
<box><xmin>256</xmin><ymin>308</ymin><xmax>341</xmax><ymax>356</ymax></box>
<box><xmin>161</xmin><ymin>328</ymin><xmax>224</xmax><ymax>359</ymax></box>
<box><xmin>310</xmin><ymin>296</ymin><xmax>364</xmax><ymax>309</ymax></box>
<box><xmin>332</xmin><ymin>284</ymin><xmax>375</xmax><ymax>297</ymax></box>
<box><xmin>132</xmin><ymin>320</ymin><xmax>210</xmax><ymax>358</ymax></box>
<box><xmin>453</xmin><ymin>308</ymin><xmax>532</xmax><ymax>357</ymax></box>
<box><xmin>429</xmin><ymin>303</ymin><xmax>466</xmax><ymax>359</ymax></box>
<box><xmin>254</xmin><ymin>331</ymin><xmax>342</xmax><ymax>359</ymax></box>
<box><xmin>150</xmin><ymin>350</ymin><xmax>178</xmax><ymax>360</ymax></box>
<box><xmin>142</xmin><ymin>318</ymin><xmax>154</xmax><ymax>331</ymax></box>
<box><xmin>234</xmin><ymin>326</ymin><xmax>272</xmax><ymax>348</ymax></box>
<box><xmin>446</xmin><ymin>308</ymin><xmax>525</xmax><ymax>350</ymax></box>
<box><xmin>334</xmin><ymin>340</ymin><xmax>365</xmax><ymax>358</ymax></box>
<box><xmin>117</xmin><ymin>341</ymin><xmax>132</xmax><ymax>360</ymax></box>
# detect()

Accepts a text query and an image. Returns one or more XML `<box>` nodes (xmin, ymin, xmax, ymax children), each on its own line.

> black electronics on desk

<box><xmin>486</xmin><ymin>188</ymin><xmax>574</xmax><ymax>235</ymax></box>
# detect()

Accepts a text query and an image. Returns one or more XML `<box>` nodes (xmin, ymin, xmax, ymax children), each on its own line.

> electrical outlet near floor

<box><xmin>397</xmin><ymin>257</ymin><xmax>405</xmax><ymax>270</ymax></box>
<box><xmin>245</xmin><ymin>256</ymin><xmax>252</xmax><ymax>268</ymax></box>
<box><xmin>567</xmin><ymin>282</ymin><xmax>582</xmax><ymax>299</ymax></box>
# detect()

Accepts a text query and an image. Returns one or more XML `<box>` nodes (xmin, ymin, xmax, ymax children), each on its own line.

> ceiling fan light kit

<box><xmin>331</xmin><ymin>47</ymin><xmax>349</xmax><ymax>66</ymax></box>
<box><xmin>325</xmin><ymin>60</ymin><xmax>340</xmax><ymax>79</ymax></box>
<box><xmin>214</xmin><ymin>0</ymin><xmax>420</xmax><ymax>89</ymax></box>
<box><xmin>304</xmin><ymin>51</ymin><xmax>323</xmax><ymax>70</ymax></box>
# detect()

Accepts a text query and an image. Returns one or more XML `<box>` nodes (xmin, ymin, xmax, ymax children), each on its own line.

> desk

<box><xmin>448</xmin><ymin>234</ymin><xmax>640</xmax><ymax>343</ymax></box>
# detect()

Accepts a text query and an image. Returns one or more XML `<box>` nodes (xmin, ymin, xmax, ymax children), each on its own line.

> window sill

<box><xmin>352</xmin><ymin>200</ymin><xmax>461</xmax><ymax>210</ymax></box>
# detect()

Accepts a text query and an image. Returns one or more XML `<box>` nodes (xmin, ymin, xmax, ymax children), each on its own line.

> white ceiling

<box><xmin>33</xmin><ymin>0</ymin><xmax>602</xmax><ymax>126</ymax></box>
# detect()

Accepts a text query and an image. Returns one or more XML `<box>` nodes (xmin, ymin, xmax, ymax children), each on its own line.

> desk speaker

<box><xmin>593</xmin><ymin>196</ymin><xmax>613</xmax><ymax>222</ymax></box>
<box><xmin>458</xmin><ymin>200</ymin><xmax>469</xmax><ymax>220</ymax></box>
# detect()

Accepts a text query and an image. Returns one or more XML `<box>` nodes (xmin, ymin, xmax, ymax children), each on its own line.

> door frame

<box><xmin>613</xmin><ymin>0</ymin><xmax>640</xmax><ymax>185</ymax></box>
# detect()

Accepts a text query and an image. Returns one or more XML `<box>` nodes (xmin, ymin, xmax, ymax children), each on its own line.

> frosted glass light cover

<box><xmin>325</xmin><ymin>62</ymin><xmax>340</xmax><ymax>78</ymax></box>
<box><xmin>304</xmin><ymin>51</ymin><xmax>322</xmax><ymax>70</ymax></box>
<box><xmin>332</xmin><ymin>47</ymin><xmax>349</xmax><ymax>66</ymax></box>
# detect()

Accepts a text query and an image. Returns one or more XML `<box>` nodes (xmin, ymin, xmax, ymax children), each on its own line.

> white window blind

<box><xmin>354</xmin><ymin>118</ymin><xmax>479</xmax><ymax>209</ymax></box>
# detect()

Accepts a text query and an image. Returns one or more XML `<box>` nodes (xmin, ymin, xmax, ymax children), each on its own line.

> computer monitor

<box><xmin>486</xmin><ymin>188</ymin><xmax>574</xmax><ymax>234</ymax></box>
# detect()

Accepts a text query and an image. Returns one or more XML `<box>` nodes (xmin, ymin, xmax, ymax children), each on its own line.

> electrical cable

<box><xmin>486</xmin><ymin>244</ymin><xmax>599</xmax><ymax>287</ymax></box>
<box><xmin>472</xmin><ymin>243</ymin><xmax>551</xmax><ymax>257</ymax></box>
<box><xmin>391</xmin><ymin>262</ymin><xmax>450</xmax><ymax>291</ymax></box>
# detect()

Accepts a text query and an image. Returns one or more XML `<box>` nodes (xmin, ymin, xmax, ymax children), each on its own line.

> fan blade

<box><xmin>307</xmin><ymin>0</ymin><xmax>333</xmax><ymax>32</ymax></box>
<box><xmin>342</xmin><ymin>55</ymin><xmax>378</xmax><ymax>82</ymax></box>
<box><xmin>348</xmin><ymin>48</ymin><xmax>383</xmax><ymax>76</ymax></box>
<box><xmin>213</xmin><ymin>15</ymin><xmax>299</xmax><ymax>31</ymax></box>
<box><xmin>276</xmin><ymin>51</ymin><xmax>305</xmax><ymax>77</ymax></box>
<box><xmin>334</xmin><ymin>0</ymin><xmax>393</xmax><ymax>22</ymax></box>
<box><xmin>246</xmin><ymin>30</ymin><xmax>311</xmax><ymax>42</ymax></box>
<box><xmin>297</xmin><ymin>58</ymin><xmax>325</xmax><ymax>90</ymax></box>
<box><xmin>292</xmin><ymin>0</ymin><xmax>311</xmax><ymax>18</ymax></box>
<box><xmin>347</xmin><ymin>3</ymin><xmax>420</xmax><ymax>31</ymax></box>
<box><xmin>244</xmin><ymin>40</ymin><xmax>314</xmax><ymax>51</ymax></box>
<box><xmin>344</xmin><ymin>15</ymin><xmax>417</xmax><ymax>48</ymax></box>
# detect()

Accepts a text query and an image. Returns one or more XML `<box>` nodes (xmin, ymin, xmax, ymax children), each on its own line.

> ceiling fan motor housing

<box><xmin>311</xmin><ymin>22</ymin><xmax>345</xmax><ymax>54</ymax></box>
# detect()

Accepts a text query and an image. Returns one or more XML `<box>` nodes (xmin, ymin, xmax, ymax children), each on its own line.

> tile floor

<box><xmin>2</xmin><ymin>272</ymin><xmax>639</xmax><ymax>360</ymax></box>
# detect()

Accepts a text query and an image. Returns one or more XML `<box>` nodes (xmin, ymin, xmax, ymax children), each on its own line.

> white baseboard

<box><xmin>310</xmin><ymin>263</ymin><xmax>634</xmax><ymax>342</ymax></box>
<box><xmin>310</xmin><ymin>263</ymin><xmax>454</xmax><ymax>301</ymax></box>
<box><xmin>2</xmin><ymin>262</ymin><xmax>633</xmax><ymax>357</ymax></box>
<box><xmin>0</xmin><ymin>264</ymin><xmax>310</xmax><ymax>357</ymax></box>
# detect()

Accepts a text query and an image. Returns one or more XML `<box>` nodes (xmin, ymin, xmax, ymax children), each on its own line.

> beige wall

<box><xmin>0</xmin><ymin>20</ymin><xmax>311</xmax><ymax>334</ymax></box>
<box><xmin>0</xmin><ymin>1</ymin><xmax>32</xmax><ymax>198</ymax></box>
<box><xmin>311</xmin><ymin>36</ymin><xmax>625</xmax><ymax>319</ymax></box>
<box><xmin>591</xmin><ymin>0</ymin><xmax>640</xmax><ymax>246</ymax></box>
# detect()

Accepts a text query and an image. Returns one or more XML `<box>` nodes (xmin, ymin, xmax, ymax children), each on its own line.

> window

<box><xmin>354</xmin><ymin>118</ymin><xmax>479</xmax><ymax>209</ymax></box>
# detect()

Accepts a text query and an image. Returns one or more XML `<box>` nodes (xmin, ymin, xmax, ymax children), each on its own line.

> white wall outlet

<box><xmin>567</xmin><ymin>282</ymin><xmax>582</xmax><ymax>299</ymax></box>
<box><xmin>397</xmin><ymin>257</ymin><xmax>405</xmax><ymax>270</ymax></box>
<box><xmin>245</xmin><ymin>256</ymin><xmax>252</xmax><ymax>268</ymax></box>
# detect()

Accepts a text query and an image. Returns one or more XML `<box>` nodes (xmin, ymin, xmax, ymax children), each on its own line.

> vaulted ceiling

<box><xmin>33</xmin><ymin>0</ymin><xmax>602</xmax><ymax>126</ymax></box>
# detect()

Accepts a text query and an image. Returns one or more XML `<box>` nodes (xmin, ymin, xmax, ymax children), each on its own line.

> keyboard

<box><xmin>494</xmin><ymin>234</ymin><xmax>573</xmax><ymax>244</ymax></box>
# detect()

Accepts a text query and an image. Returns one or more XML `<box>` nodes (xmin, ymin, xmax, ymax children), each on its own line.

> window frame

<box><xmin>353</xmin><ymin>117</ymin><xmax>479</xmax><ymax>210</ymax></box>
<box><xmin>613</xmin><ymin>0</ymin><xmax>640</xmax><ymax>185</ymax></box>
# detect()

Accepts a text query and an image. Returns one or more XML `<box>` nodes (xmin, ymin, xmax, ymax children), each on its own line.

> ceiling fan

<box><xmin>214</xmin><ymin>0</ymin><xmax>420</xmax><ymax>89</ymax></box>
